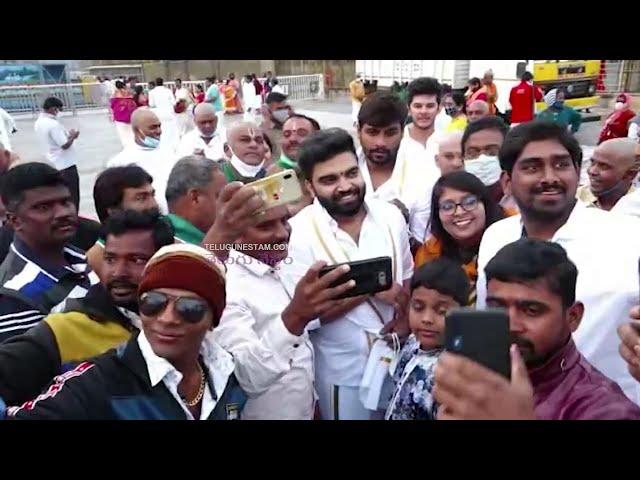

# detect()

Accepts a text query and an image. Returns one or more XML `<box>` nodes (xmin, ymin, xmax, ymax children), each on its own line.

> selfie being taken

<box><xmin>2</xmin><ymin>57</ymin><xmax>640</xmax><ymax>422</ymax></box>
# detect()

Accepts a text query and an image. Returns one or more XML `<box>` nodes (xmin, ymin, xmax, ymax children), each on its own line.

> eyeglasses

<box><xmin>439</xmin><ymin>195</ymin><xmax>480</xmax><ymax>215</ymax></box>
<box><xmin>139</xmin><ymin>291</ymin><xmax>210</xmax><ymax>324</ymax></box>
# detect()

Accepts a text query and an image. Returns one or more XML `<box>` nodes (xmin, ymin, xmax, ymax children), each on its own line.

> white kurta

<box><xmin>358</xmin><ymin>148</ymin><xmax>439</xmax><ymax>243</ymax></box>
<box><xmin>107</xmin><ymin>143</ymin><xmax>177</xmax><ymax>214</ymax></box>
<box><xmin>148</xmin><ymin>86</ymin><xmax>180</xmax><ymax>153</ymax></box>
<box><xmin>476</xmin><ymin>201</ymin><xmax>640</xmax><ymax>404</ymax></box>
<box><xmin>176</xmin><ymin>130</ymin><xmax>225</xmax><ymax>161</ymax></box>
<box><xmin>281</xmin><ymin>198</ymin><xmax>414</xmax><ymax>419</ymax></box>
<box><xmin>212</xmin><ymin>250</ymin><xmax>315</xmax><ymax>420</ymax></box>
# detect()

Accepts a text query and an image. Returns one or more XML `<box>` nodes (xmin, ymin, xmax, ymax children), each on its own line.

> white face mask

<box><xmin>465</xmin><ymin>155</ymin><xmax>502</xmax><ymax>186</ymax></box>
<box><xmin>272</xmin><ymin>109</ymin><xmax>290</xmax><ymax>123</ymax></box>
<box><xmin>229</xmin><ymin>146</ymin><xmax>265</xmax><ymax>177</ymax></box>
<box><xmin>614</xmin><ymin>102</ymin><xmax>625</xmax><ymax>111</ymax></box>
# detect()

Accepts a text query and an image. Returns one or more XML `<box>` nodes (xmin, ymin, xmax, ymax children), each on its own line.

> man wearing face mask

<box><xmin>34</xmin><ymin>97</ymin><xmax>81</xmax><ymax>210</ymax></box>
<box><xmin>476</xmin><ymin>121</ymin><xmax>640</xmax><ymax>403</ymax></box>
<box><xmin>462</xmin><ymin>116</ymin><xmax>513</xmax><ymax>210</ymax></box>
<box><xmin>261</xmin><ymin>92</ymin><xmax>293</xmax><ymax>136</ymax></box>
<box><xmin>176</xmin><ymin>103</ymin><xmax>225</xmax><ymax>161</ymax></box>
<box><xmin>599</xmin><ymin>93</ymin><xmax>637</xmax><ymax>144</ymax></box>
<box><xmin>107</xmin><ymin>108</ymin><xmax>178</xmax><ymax>214</ymax></box>
<box><xmin>220</xmin><ymin>122</ymin><xmax>268</xmax><ymax>183</ymax></box>
<box><xmin>576</xmin><ymin>138</ymin><xmax>638</xmax><ymax>213</ymax></box>
<box><xmin>536</xmin><ymin>89</ymin><xmax>581</xmax><ymax>133</ymax></box>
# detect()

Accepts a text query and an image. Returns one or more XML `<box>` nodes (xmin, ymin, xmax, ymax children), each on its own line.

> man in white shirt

<box><xmin>575</xmin><ymin>138</ymin><xmax>638</xmax><ymax>213</ymax></box>
<box><xmin>147</xmin><ymin>77</ymin><xmax>180</xmax><ymax>153</ymax></box>
<box><xmin>398</xmin><ymin>77</ymin><xmax>444</xmax><ymax>174</ymax></box>
<box><xmin>213</xmin><ymin>204</ymin><xmax>356</xmax><ymax>419</ymax></box>
<box><xmin>0</xmin><ymin>107</ymin><xmax>17</xmax><ymax>152</ymax></box>
<box><xmin>357</xmin><ymin>91</ymin><xmax>436</xmax><ymax>245</ymax></box>
<box><xmin>271</xmin><ymin>78</ymin><xmax>285</xmax><ymax>94</ymax></box>
<box><xmin>281</xmin><ymin>128</ymin><xmax>414</xmax><ymax>420</ymax></box>
<box><xmin>219</xmin><ymin>122</ymin><xmax>267</xmax><ymax>183</ymax></box>
<box><xmin>33</xmin><ymin>97</ymin><xmax>81</xmax><ymax>209</ymax></box>
<box><xmin>106</xmin><ymin>108</ymin><xmax>177</xmax><ymax>214</ymax></box>
<box><xmin>476</xmin><ymin>120</ymin><xmax>640</xmax><ymax>403</ymax></box>
<box><xmin>173</xmin><ymin>78</ymin><xmax>194</xmax><ymax>138</ymax></box>
<box><xmin>176</xmin><ymin>103</ymin><xmax>225</xmax><ymax>161</ymax></box>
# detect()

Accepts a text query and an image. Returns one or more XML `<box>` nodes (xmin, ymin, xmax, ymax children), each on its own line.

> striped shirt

<box><xmin>0</xmin><ymin>237</ymin><xmax>99</xmax><ymax>342</ymax></box>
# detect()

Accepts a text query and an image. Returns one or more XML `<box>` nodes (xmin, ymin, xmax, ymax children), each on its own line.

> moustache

<box><xmin>51</xmin><ymin>217</ymin><xmax>77</xmax><ymax>229</ymax></box>
<box><xmin>532</xmin><ymin>184</ymin><xmax>565</xmax><ymax>195</ymax></box>
<box><xmin>333</xmin><ymin>188</ymin><xmax>360</xmax><ymax>200</ymax></box>
<box><xmin>510</xmin><ymin>334</ymin><xmax>535</xmax><ymax>353</ymax></box>
<box><xmin>107</xmin><ymin>278</ymin><xmax>137</xmax><ymax>291</ymax></box>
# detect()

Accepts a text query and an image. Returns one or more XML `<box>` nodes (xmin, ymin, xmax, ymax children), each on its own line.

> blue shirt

<box><xmin>205</xmin><ymin>84</ymin><xmax>223</xmax><ymax>112</ymax></box>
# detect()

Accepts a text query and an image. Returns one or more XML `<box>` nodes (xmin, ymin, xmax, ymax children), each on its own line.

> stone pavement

<box><xmin>6</xmin><ymin>96</ymin><xmax>604</xmax><ymax>219</ymax></box>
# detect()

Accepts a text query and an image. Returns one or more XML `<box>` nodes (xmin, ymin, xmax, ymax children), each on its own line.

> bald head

<box><xmin>226</xmin><ymin>122</ymin><xmax>267</xmax><ymax>166</ymax></box>
<box><xmin>467</xmin><ymin>100</ymin><xmax>489</xmax><ymax>123</ymax></box>
<box><xmin>435</xmin><ymin>131</ymin><xmax>464</xmax><ymax>175</ymax></box>
<box><xmin>131</xmin><ymin>108</ymin><xmax>161</xmax><ymax>145</ymax></box>
<box><xmin>588</xmin><ymin>138</ymin><xmax>640</xmax><ymax>198</ymax></box>
<box><xmin>194</xmin><ymin>103</ymin><xmax>218</xmax><ymax>138</ymax></box>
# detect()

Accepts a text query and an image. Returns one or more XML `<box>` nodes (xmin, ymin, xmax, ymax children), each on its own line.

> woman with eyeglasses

<box><xmin>414</xmin><ymin>171</ymin><xmax>511</xmax><ymax>304</ymax></box>
<box><xmin>4</xmin><ymin>244</ymin><xmax>247</xmax><ymax>420</ymax></box>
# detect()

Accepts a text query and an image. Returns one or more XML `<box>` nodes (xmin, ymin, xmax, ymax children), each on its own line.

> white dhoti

<box><xmin>153</xmin><ymin>109</ymin><xmax>180</xmax><ymax>154</ymax></box>
<box><xmin>351</xmin><ymin>100</ymin><xmax>362</xmax><ymax>125</ymax></box>
<box><xmin>114</xmin><ymin>121</ymin><xmax>135</xmax><ymax>148</ymax></box>
<box><xmin>175</xmin><ymin>111</ymin><xmax>194</xmax><ymax>139</ymax></box>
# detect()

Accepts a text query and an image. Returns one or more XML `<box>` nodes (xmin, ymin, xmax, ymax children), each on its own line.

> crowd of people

<box><xmin>0</xmin><ymin>68</ymin><xmax>640</xmax><ymax>421</ymax></box>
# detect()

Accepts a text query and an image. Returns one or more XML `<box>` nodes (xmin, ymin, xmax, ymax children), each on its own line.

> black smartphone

<box><xmin>318</xmin><ymin>256</ymin><xmax>392</xmax><ymax>300</ymax></box>
<box><xmin>444</xmin><ymin>308</ymin><xmax>511</xmax><ymax>379</ymax></box>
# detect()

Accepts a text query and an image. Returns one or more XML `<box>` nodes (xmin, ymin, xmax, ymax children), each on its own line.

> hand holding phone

<box><xmin>444</xmin><ymin>308</ymin><xmax>511</xmax><ymax>379</ymax></box>
<box><xmin>251</xmin><ymin>169</ymin><xmax>302</xmax><ymax>209</ymax></box>
<box><xmin>282</xmin><ymin>261</ymin><xmax>357</xmax><ymax>335</ymax></box>
<box><xmin>318</xmin><ymin>256</ymin><xmax>392</xmax><ymax>300</ymax></box>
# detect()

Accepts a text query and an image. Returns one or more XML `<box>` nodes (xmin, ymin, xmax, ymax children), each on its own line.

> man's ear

<box><xmin>6</xmin><ymin>211</ymin><xmax>19</xmax><ymax>232</ymax></box>
<box><xmin>189</xmin><ymin>188</ymin><xmax>200</xmax><ymax>204</ymax></box>
<box><xmin>500</xmin><ymin>170</ymin><xmax>512</xmax><ymax>196</ymax></box>
<box><xmin>567</xmin><ymin>301</ymin><xmax>584</xmax><ymax>333</ymax></box>
<box><xmin>623</xmin><ymin>163</ymin><xmax>640</xmax><ymax>182</ymax></box>
<box><xmin>305</xmin><ymin>180</ymin><xmax>316</xmax><ymax>199</ymax></box>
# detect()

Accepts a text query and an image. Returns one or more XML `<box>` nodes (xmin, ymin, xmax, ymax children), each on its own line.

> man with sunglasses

<box><xmin>0</xmin><ymin>210</ymin><xmax>174</xmax><ymax>406</ymax></box>
<box><xmin>4</xmin><ymin>243</ymin><xmax>245</xmax><ymax>420</ymax></box>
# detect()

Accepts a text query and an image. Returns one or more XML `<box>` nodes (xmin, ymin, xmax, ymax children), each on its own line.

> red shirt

<box><xmin>509</xmin><ymin>81</ymin><xmax>543</xmax><ymax>123</ymax></box>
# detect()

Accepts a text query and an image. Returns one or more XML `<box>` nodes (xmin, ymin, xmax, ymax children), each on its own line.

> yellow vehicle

<box><xmin>529</xmin><ymin>60</ymin><xmax>601</xmax><ymax>112</ymax></box>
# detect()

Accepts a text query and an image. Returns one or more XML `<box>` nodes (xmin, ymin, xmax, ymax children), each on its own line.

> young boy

<box><xmin>385</xmin><ymin>258</ymin><xmax>470</xmax><ymax>420</ymax></box>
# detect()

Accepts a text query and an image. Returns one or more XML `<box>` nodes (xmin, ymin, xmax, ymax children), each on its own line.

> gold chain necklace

<box><xmin>184</xmin><ymin>364</ymin><xmax>206</xmax><ymax>407</ymax></box>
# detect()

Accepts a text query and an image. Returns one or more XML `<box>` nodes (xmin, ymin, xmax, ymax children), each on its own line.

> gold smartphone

<box><xmin>251</xmin><ymin>169</ymin><xmax>303</xmax><ymax>208</ymax></box>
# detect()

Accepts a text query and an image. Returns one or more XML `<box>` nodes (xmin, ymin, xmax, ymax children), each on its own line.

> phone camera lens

<box><xmin>452</xmin><ymin>336</ymin><xmax>463</xmax><ymax>351</ymax></box>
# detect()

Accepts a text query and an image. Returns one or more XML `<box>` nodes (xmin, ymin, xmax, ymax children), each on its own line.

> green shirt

<box><xmin>276</xmin><ymin>154</ymin><xmax>298</xmax><ymax>170</ymax></box>
<box><xmin>166</xmin><ymin>214</ymin><xmax>205</xmax><ymax>245</ymax></box>
<box><xmin>536</xmin><ymin>106</ymin><xmax>582</xmax><ymax>133</ymax></box>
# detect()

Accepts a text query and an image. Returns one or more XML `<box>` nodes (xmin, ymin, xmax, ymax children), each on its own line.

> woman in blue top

<box><xmin>536</xmin><ymin>88</ymin><xmax>582</xmax><ymax>133</ymax></box>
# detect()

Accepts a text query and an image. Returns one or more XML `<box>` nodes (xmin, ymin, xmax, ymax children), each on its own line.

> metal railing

<box><xmin>0</xmin><ymin>74</ymin><xmax>325</xmax><ymax>116</ymax></box>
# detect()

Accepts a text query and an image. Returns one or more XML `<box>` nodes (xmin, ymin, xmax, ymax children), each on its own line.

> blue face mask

<box><xmin>140</xmin><ymin>135</ymin><xmax>160</xmax><ymax>149</ymax></box>
<box><xmin>553</xmin><ymin>101</ymin><xmax>564</xmax><ymax>109</ymax></box>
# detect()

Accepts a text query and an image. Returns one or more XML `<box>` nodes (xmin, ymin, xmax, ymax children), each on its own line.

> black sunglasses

<box><xmin>139</xmin><ymin>291</ymin><xmax>210</xmax><ymax>324</ymax></box>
